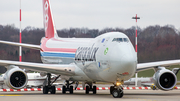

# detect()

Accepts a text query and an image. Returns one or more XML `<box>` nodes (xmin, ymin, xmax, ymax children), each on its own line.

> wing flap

<box><xmin>0</xmin><ymin>60</ymin><xmax>75</xmax><ymax>76</ymax></box>
<box><xmin>0</xmin><ymin>40</ymin><xmax>40</xmax><ymax>50</ymax></box>
<box><xmin>137</xmin><ymin>60</ymin><xmax>180</xmax><ymax>72</ymax></box>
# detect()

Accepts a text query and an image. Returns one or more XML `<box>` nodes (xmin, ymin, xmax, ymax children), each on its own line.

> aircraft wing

<box><xmin>0</xmin><ymin>60</ymin><xmax>75</xmax><ymax>76</ymax></box>
<box><xmin>137</xmin><ymin>60</ymin><xmax>180</xmax><ymax>72</ymax></box>
<box><xmin>0</xmin><ymin>40</ymin><xmax>40</xmax><ymax>50</ymax></box>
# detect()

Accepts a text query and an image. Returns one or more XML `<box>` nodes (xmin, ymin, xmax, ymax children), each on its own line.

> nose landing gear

<box><xmin>110</xmin><ymin>82</ymin><xmax>124</xmax><ymax>98</ymax></box>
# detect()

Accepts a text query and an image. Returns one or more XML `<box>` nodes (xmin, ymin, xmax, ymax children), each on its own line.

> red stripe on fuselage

<box><xmin>40</xmin><ymin>38</ymin><xmax>77</xmax><ymax>53</ymax></box>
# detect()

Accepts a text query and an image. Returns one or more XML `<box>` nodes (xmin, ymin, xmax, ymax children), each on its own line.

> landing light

<box><xmin>116</xmin><ymin>82</ymin><xmax>121</xmax><ymax>86</ymax></box>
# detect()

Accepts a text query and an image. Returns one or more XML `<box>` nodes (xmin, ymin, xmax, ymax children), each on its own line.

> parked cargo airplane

<box><xmin>0</xmin><ymin>0</ymin><xmax>180</xmax><ymax>98</ymax></box>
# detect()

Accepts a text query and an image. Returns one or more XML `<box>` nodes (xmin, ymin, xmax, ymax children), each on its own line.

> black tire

<box><xmin>62</xmin><ymin>85</ymin><xmax>66</xmax><ymax>94</ymax></box>
<box><xmin>93</xmin><ymin>86</ymin><xmax>96</xmax><ymax>94</ymax></box>
<box><xmin>51</xmin><ymin>86</ymin><xmax>56</xmax><ymax>94</ymax></box>
<box><xmin>43</xmin><ymin>86</ymin><xmax>48</xmax><ymax>94</ymax></box>
<box><xmin>86</xmin><ymin>86</ymin><xmax>89</xmax><ymax>94</ymax></box>
<box><xmin>119</xmin><ymin>91</ymin><xmax>124</xmax><ymax>98</ymax></box>
<box><xmin>70</xmin><ymin>86</ymin><xmax>73</xmax><ymax>94</ymax></box>
<box><xmin>110</xmin><ymin>86</ymin><xmax>114</xmax><ymax>94</ymax></box>
<box><xmin>112</xmin><ymin>90</ymin><xmax>120</xmax><ymax>98</ymax></box>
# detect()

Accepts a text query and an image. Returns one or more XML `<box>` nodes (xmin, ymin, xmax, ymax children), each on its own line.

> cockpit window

<box><xmin>123</xmin><ymin>38</ymin><xmax>129</xmax><ymax>42</ymax></box>
<box><xmin>112</xmin><ymin>38</ymin><xmax>129</xmax><ymax>42</ymax></box>
<box><xmin>112</xmin><ymin>38</ymin><xmax>123</xmax><ymax>42</ymax></box>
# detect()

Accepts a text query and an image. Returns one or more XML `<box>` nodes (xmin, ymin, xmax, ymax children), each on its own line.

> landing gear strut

<box><xmin>74</xmin><ymin>81</ymin><xmax>79</xmax><ymax>90</ymax></box>
<box><xmin>85</xmin><ymin>82</ymin><xmax>97</xmax><ymax>94</ymax></box>
<box><xmin>43</xmin><ymin>73</ymin><xmax>60</xmax><ymax>94</ymax></box>
<box><xmin>110</xmin><ymin>83</ymin><xmax>124</xmax><ymax>98</ymax></box>
<box><xmin>62</xmin><ymin>80</ymin><xmax>74</xmax><ymax>94</ymax></box>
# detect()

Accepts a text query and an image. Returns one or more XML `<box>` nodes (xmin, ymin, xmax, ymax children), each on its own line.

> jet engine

<box><xmin>153</xmin><ymin>67</ymin><xmax>177</xmax><ymax>91</ymax></box>
<box><xmin>4</xmin><ymin>65</ymin><xmax>28</xmax><ymax>89</ymax></box>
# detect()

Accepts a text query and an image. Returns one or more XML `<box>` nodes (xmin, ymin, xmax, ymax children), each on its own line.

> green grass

<box><xmin>135</xmin><ymin>65</ymin><xmax>180</xmax><ymax>81</ymax></box>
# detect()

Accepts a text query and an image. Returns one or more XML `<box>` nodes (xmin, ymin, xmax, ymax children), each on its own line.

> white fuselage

<box><xmin>40</xmin><ymin>32</ymin><xmax>137</xmax><ymax>83</ymax></box>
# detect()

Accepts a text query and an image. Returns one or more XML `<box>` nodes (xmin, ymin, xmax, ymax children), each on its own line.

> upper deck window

<box><xmin>112</xmin><ymin>38</ymin><xmax>129</xmax><ymax>42</ymax></box>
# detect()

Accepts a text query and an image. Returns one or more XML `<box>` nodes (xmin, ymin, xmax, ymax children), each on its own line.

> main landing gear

<box><xmin>62</xmin><ymin>80</ymin><xmax>74</xmax><ymax>94</ymax></box>
<box><xmin>110</xmin><ymin>83</ymin><xmax>124</xmax><ymax>98</ymax></box>
<box><xmin>85</xmin><ymin>82</ymin><xmax>97</xmax><ymax>94</ymax></box>
<box><xmin>43</xmin><ymin>73</ymin><xmax>60</xmax><ymax>94</ymax></box>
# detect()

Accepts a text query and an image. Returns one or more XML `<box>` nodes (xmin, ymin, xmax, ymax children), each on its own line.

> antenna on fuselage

<box><xmin>132</xmin><ymin>14</ymin><xmax>140</xmax><ymax>87</ymax></box>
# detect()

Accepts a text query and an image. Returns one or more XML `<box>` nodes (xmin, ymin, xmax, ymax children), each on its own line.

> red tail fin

<box><xmin>43</xmin><ymin>0</ymin><xmax>58</xmax><ymax>38</ymax></box>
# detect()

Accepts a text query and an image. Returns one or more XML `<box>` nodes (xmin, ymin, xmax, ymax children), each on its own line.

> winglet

<box><xmin>42</xmin><ymin>0</ymin><xmax>58</xmax><ymax>39</ymax></box>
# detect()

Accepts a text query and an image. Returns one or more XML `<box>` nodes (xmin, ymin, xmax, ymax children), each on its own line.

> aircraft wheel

<box><xmin>43</xmin><ymin>86</ymin><xmax>48</xmax><ymax>94</ymax></box>
<box><xmin>112</xmin><ymin>89</ymin><xmax>123</xmax><ymax>98</ymax></box>
<box><xmin>93</xmin><ymin>86</ymin><xmax>96</xmax><ymax>94</ymax></box>
<box><xmin>86</xmin><ymin>86</ymin><xmax>89</xmax><ymax>94</ymax></box>
<box><xmin>110</xmin><ymin>86</ymin><xmax>114</xmax><ymax>94</ymax></box>
<box><xmin>70</xmin><ymin>86</ymin><xmax>73</xmax><ymax>94</ymax></box>
<box><xmin>51</xmin><ymin>86</ymin><xmax>56</xmax><ymax>94</ymax></box>
<box><xmin>112</xmin><ymin>90</ymin><xmax>120</xmax><ymax>98</ymax></box>
<box><xmin>62</xmin><ymin>85</ymin><xmax>66</xmax><ymax>94</ymax></box>
<box><xmin>119</xmin><ymin>91</ymin><xmax>123</xmax><ymax>98</ymax></box>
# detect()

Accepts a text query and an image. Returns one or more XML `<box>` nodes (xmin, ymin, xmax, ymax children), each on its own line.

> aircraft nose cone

<box><xmin>121</xmin><ymin>54</ymin><xmax>136</xmax><ymax>70</ymax></box>
<box><xmin>118</xmin><ymin>47</ymin><xmax>137</xmax><ymax>78</ymax></box>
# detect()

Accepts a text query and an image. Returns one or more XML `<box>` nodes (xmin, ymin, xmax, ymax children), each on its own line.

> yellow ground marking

<box><xmin>0</xmin><ymin>95</ymin><xmax>22</xmax><ymax>96</ymax></box>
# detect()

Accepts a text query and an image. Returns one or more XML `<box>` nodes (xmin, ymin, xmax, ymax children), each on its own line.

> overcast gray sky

<box><xmin>0</xmin><ymin>0</ymin><xmax>180</xmax><ymax>30</ymax></box>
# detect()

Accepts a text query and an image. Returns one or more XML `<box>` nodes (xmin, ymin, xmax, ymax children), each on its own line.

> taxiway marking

<box><xmin>0</xmin><ymin>95</ymin><xmax>22</xmax><ymax>96</ymax></box>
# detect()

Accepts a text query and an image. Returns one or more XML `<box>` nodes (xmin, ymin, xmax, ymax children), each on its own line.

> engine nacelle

<box><xmin>153</xmin><ymin>67</ymin><xmax>177</xmax><ymax>91</ymax></box>
<box><xmin>4</xmin><ymin>65</ymin><xmax>28</xmax><ymax>89</ymax></box>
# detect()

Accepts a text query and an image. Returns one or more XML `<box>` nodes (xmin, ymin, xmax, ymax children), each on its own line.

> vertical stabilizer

<box><xmin>42</xmin><ymin>0</ymin><xmax>58</xmax><ymax>39</ymax></box>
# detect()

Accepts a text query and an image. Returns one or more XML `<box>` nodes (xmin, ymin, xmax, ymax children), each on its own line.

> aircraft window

<box><xmin>112</xmin><ymin>38</ymin><xmax>129</xmax><ymax>42</ymax></box>
<box><xmin>112</xmin><ymin>38</ymin><xmax>123</xmax><ymax>42</ymax></box>
<box><xmin>123</xmin><ymin>38</ymin><xmax>129</xmax><ymax>42</ymax></box>
<box><xmin>117</xmin><ymin>38</ymin><xmax>123</xmax><ymax>42</ymax></box>
<box><xmin>112</xmin><ymin>38</ymin><xmax>116</xmax><ymax>41</ymax></box>
<box><xmin>112</xmin><ymin>38</ymin><xmax>117</xmax><ymax>42</ymax></box>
